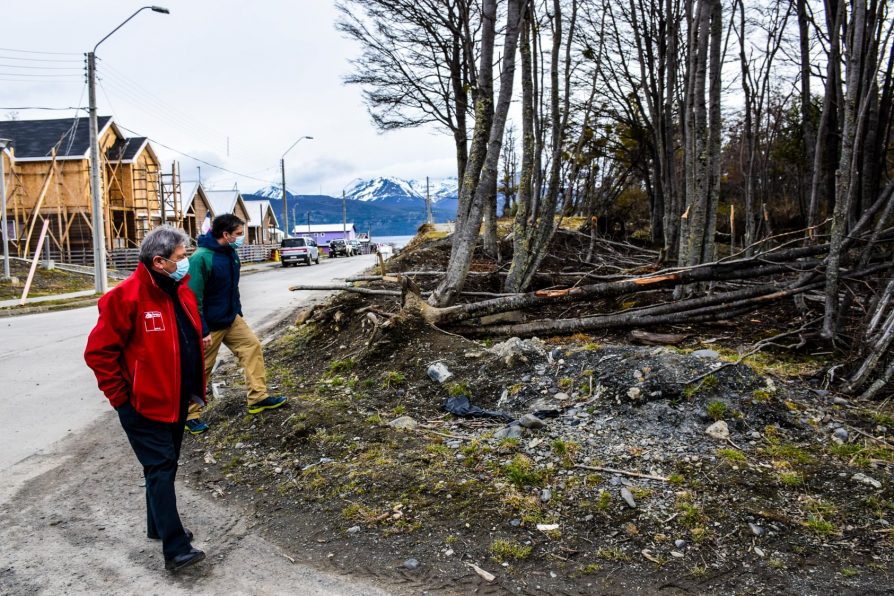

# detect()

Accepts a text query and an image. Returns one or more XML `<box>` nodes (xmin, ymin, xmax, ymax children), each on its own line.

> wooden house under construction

<box><xmin>0</xmin><ymin>116</ymin><xmax>162</xmax><ymax>261</ymax></box>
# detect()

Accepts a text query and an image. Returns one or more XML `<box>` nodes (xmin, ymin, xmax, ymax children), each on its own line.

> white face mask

<box><xmin>162</xmin><ymin>256</ymin><xmax>190</xmax><ymax>281</ymax></box>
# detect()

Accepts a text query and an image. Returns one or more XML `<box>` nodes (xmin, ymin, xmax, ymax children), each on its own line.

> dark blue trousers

<box><xmin>117</xmin><ymin>398</ymin><xmax>192</xmax><ymax>560</ymax></box>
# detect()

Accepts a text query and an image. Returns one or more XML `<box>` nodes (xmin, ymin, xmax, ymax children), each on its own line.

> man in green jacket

<box><xmin>185</xmin><ymin>214</ymin><xmax>287</xmax><ymax>433</ymax></box>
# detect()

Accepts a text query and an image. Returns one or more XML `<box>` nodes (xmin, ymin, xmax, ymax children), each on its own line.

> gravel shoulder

<box><xmin>0</xmin><ymin>413</ymin><xmax>392</xmax><ymax>595</ymax></box>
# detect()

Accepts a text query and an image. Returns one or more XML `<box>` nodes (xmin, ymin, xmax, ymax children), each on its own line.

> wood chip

<box><xmin>466</xmin><ymin>562</ymin><xmax>496</xmax><ymax>582</ymax></box>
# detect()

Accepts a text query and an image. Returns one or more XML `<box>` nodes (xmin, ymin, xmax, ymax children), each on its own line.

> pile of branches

<box><xmin>292</xmin><ymin>227</ymin><xmax>894</xmax><ymax>399</ymax></box>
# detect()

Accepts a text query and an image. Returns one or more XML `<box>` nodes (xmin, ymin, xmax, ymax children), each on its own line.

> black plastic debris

<box><xmin>443</xmin><ymin>395</ymin><xmax>514</xmax><ymax>422</ymax></box>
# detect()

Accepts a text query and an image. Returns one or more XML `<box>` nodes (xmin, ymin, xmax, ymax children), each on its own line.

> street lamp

<box><xmin>87</xmin><ymin>5</ymin><xmax>169</xmax><ymax>294</ymax></box>
<box><xmin>0</xmin><ymin>138</ymin><xmax>12</xmax><ymax>280</ymax></box>
<box><xmin>280</xmin><ymin>135</ymin><xmax>313</xmax><ymax>238</ymax></box>
<box><xmin>341</xmin><ymin>177</ymin><xmax>364</xmax><ymax>243</ymax></box>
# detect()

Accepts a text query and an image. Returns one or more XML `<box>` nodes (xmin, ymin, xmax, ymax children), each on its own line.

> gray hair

<box><xmin>139</xmin><ymin>225</ymin><xmax>192</xmax><ymax>267</ymax></box>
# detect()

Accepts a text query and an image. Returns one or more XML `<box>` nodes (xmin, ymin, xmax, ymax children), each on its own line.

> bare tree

<box><xmin>429</xmin><ymin>0</ymin><xmax>525</xmax><ymax>306</ymax></box>
<box><xmin>337</xmin><ymin>0</ymin><xmax>478</xmax><ymax>185</ymax></box>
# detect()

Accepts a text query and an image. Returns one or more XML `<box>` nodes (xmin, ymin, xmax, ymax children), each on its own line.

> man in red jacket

<box><xmin>85</xmin><ymin>226</ymin><xmax>206</xmax><ymax>572</ymax></box>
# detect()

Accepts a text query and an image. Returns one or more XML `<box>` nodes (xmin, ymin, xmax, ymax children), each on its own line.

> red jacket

<box><xmin>84</xmin><ymin>263</ymin><xmax>206</xmax><ymax>423</ymax></box>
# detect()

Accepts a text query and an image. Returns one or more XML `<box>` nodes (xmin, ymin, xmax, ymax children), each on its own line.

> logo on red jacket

<box><xmin>144</xmin><ymin>311</ymin><xmax>165</xmax><ymax>332</ymax></box>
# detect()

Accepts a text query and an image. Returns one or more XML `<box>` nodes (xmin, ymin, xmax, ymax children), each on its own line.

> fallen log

<box><xmin>630</xmin><ymin>330</ymin><xmax>690</xmax><ymax>345</ymax></box>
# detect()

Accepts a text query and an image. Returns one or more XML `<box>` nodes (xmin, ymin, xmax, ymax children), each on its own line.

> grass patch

<box><xmin>446</xmin><ymin>382</ymin><xmax>470</xmax><ymax>397</ymax></box>
<box><xmin>380</xmin><ymin>371</ymin><xmax>406</xmax><ymax>389</ymax></box>
<box><xmin>717</xmin><ymin>448</ymin><xmax>746</xmax><ymax>464</ymax></box>
<box><xmin>777</xmin><ymin>471</ymin><xmax>804</xmax><ymax>487</ymax></box>
<box><xmin>683</xmin><ymin>374</ymin><xmax>719</xmax><ymax>398</ymax></box>
<box><xmin>595</xmin><ymin>547</ymin><xmax>630</xmax><ymax>562</ymax></box>
<box><xmin>707</xmin><ymin>400</ymin><xmax>727</xmax><ymax>421</ymax></box>
<box><xmin>490</xmin><ymin>539</ymin><xmax>532</xmax><ymax>563</ymax></box>
<box><xmin>503</xmin><ymin>454</ymin><xmax>545</xmax><ymax>488</ymax></box>
<box><xmin>327</xmin><ymin>358</ymin><xmax>355</xmax><ymax>375</ymax></box>
<box><xmin>803</xmin><ymin>515</ymin><xmax>837</xmax><ymax>537</ymax></box>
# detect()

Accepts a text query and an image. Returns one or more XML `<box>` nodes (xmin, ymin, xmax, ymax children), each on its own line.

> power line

<box><xmin>116</xmin><ymin>124</ymin><xmax>279</xmax><ymax>186</ymax></box>
<box><xmin>0</xmin><ymin>106</ymin><xmax>86</xmax><ymax>111</ymax></box>
<box><xmin>0</xmin><ymin>62</ymin><xmax>81</xmax><ymax>70</ymax></box>
<box><xmin>0</xmin><ymin>54</ymin><xmax>81</xmax><ymax>63</ymax></box>
<box><xmin>0</xmin><ymin>47</ymin><xmax>80</xmax><ymax>56</ymax></box>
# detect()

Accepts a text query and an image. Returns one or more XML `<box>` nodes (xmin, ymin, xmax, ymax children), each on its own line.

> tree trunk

<box><xmin>430</xmin><ymin>0</ymin><xmax>523</xmax><ymax>306</ymax></box>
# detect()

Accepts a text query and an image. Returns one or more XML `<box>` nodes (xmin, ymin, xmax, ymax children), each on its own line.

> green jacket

<box><xmin>188</xmin><ymin>233</ymin><xmax>242</xmax><ymax>336</ymax></box>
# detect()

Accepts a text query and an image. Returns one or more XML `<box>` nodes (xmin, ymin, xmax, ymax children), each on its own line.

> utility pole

<box><xmin>342</xmin><ymin>190</ymin><xmax>347</xmax><ymax>240</ymax></box>
<box><xmin>426</xmin><ymin>176</ymin><xmax>433</xmax><ymax>224</ymax></box>
<box><xmin>280</xmin><ymin>135</ymin><xmax>314</xmax><ymax>241</ymax></box>
<box><xmin>280</xmin><ymin>158</ymin><xmax>288</xmax><ymax>239</ymax></box>
<box><xmin>87</xmin><ymin>51</ymin><xmax>108</xmax><ymax>294</ymax></box>
<box><xmin>87</xmin><ymin>5</ymin><xmax>169</xmax><ymax>294</ymax></box>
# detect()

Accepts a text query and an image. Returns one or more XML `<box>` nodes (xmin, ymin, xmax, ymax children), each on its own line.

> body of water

<box><xmin>369</xmin><ymin>235</ymin><xmax>415</xmax><ymax>248</ymax></box>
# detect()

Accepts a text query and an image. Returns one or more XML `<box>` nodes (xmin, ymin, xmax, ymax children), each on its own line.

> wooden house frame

<box><xmin>242</xmin><ymin>199</ymin><xmax>279</xmax><ymax>244</ymax></box>
<box><xmin>0</xmin><ymin>116</ymin><xmax>162</xmax><ymax>260</ymax></box>
<box><xmin>205</xmin><ymin>189</ymin><xmax>251</xmax><ymax>239</ymax></box>
<box><xmin>177</xmin><ymin>182</ymin><xmax>214</xmax><ymax>239</ymax></box>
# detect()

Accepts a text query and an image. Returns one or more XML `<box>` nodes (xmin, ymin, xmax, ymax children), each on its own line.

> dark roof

<box><xmin>107</xmin><ymin>136</ymin><xmax>147</xmax><ymax>162</ymax></box>
<box><xmin>0</xmin><ymin>116</ymin><xmax>112</xmax><ymax>159</ymax></box>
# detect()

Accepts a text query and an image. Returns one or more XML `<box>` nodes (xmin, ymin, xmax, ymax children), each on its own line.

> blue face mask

<box><xmin>164</xmin><ymin>256</ymin><xmax>190</xmax><ymax>282</ymax></box>
<box><xmin>229</xmin><ymin>235</ymin><xmax>245</xmax><ymax>249</ymax></box>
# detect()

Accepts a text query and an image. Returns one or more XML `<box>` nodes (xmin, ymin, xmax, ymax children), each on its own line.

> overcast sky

<box><xmin>0</xmin><ymin>1</ymin><xmax>458</xmax><ymax>195</ymax></box>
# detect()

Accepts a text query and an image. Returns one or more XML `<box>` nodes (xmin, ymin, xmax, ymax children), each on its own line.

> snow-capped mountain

<box><xmin>253</xmin><ymin>176</ymin><xmax>459</xmax><ymax>205</ymax></box>
<box><xmin>345</xmin><ymin>176</ymin><xmax>458</xmax><ymax>205</ymax></box>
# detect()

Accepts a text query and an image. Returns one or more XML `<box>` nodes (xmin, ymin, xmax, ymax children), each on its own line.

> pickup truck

<box><xmin>280</xmin><ymin>237</ymin><xmax>320</xmax><ymax>267</ymax></box>
<box><xmin>328</xmin><ymin>239</ymin><xmax>352</xmax><ymax>257</ymax></box>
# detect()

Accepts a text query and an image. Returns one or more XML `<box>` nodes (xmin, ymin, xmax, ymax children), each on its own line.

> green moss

<box><xmin>595</xmin><ymin>547</ymin><xmax>630</xmax><ymax>562</ymax></box>
<box><xmin>446</xmin><ymin>382</ymin><xmax>470</xmax><ymax>397</ymax></box>
<box><xmin>380</xmin><ymin>371</ymin><xmax>406</xmax><ymax>389</ymax></box>
<box><xmin>717</xmin><ymin>448</ymin><xmax>746</xmax><ymax>463</ymax></box>
<box><xmin>366</xmin><ymin>413</ymin><xmax>384</xmax><ymax>425</ymax></box>
<box><xmin>327</xmin><ymin>358</ymin><xmax>355</xmax><ymax>375</ymax></box>
<box><xmin>595</xmin><ymin>489</ymin><xmax>612</xmax><ymax>511</ymax></box>
<box><xmin>503</xmin><ymin>454</ymin><xmax>545</xmax><ymax>488</ymax></box>
<box><xmin>804</xmin><ymin>515</ymin><xmax>837</xmax><ymax>536</ymax></box>
<box><xmin>491</xmin><ymin>539</ymin><xmax>532</xmax><ymax>562</ymax></box>
<box><xmin>840</xmin><ymin>567</ymin><xmax>860</xmax><ymax>577</ymax></box>
<box><xmin>777</xmin><ymin>471</ymin><xmax>804</xmax><ymax>487</ymax></box>
<box><xmin>707</xmin><ymin>400</ymin><xmax>727</xmax><ymax>421</ymax></box>
<box><xmin>558</xmin><ymin>377</ymin><xmax>574</xmax><ymax>389</ymax></box>
<box><xmin>579</xmin><ymin>563</ymin><xmax>601</xmax><ymax>574</ymax></box>
<box><xmin>668</xmin><ymin>473</ymin><xmax>685</xmax><ymax>486</ymax></box>
<box><xmin>752</xmin><ymin>389</ymin><xmax>773</xmax><ymax>402</ymax></box>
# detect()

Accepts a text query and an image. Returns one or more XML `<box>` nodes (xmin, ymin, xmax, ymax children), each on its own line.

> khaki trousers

<box><xmin>187</xmin><ymin>315</ymin><xmax>267</xmax><ymax>421</ymax></box>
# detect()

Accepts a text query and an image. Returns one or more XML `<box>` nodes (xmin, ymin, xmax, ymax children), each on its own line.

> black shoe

<box><xmin>148</xmin><ymin>528</ymin><xmax>194</xmax><ymax>541</ymax></box>
<box><xmin>165</xmin><ymin>547</ymin><xmax>206</xmax><ymax>572</ymax></box>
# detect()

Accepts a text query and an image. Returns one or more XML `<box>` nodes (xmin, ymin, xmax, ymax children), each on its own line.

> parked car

<box><xmin>328</xmin><ymin>238</ymin><xmax>352</xmax><ymax>257</ymax></box>
<box><xmin>280</xmin><ymin>237</ymin><xmax>319</xmax><ymax>267</ymax></box>
<box><xmin>348</xmin><ymin>239</ymin><xmax>362</xmax><ymax>255</ymax></box>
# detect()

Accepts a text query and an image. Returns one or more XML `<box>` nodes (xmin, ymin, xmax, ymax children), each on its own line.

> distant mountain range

<box><xmin>247</xmin><ymin>176</ymin><xmax>458</xmax><ymax>236</ymax></box>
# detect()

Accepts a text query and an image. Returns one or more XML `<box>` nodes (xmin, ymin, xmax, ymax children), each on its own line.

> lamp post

<box><xmin>341</xmin><ymin>177</ymin><xmax>363</xmax><ymax>246</ymax></box>
<box><xmin>0</xmin><ymin>138</ymin><xmax>11</xmax><ymax>280</ymax></box>
<box><xmin>87</xmin><ymin>5</ymin><xmax>169</xmax><ymax>294</ymax></box>
<box><xmin>280</xmin><ymin>135</ymin><xmax>313</xmax><ymax>238</ymax></box>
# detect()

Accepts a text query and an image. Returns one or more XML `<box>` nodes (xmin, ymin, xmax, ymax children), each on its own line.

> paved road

<box><xmin>0</xmin><ymin>255</ymin><xmax>376</xmax><ymax>503</ymax></box>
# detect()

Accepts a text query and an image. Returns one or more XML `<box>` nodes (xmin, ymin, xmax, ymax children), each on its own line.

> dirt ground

<box><xmin>0</xmin><ymin>412</ymin><xmax>393</xmax><ymax>595</ymax></box>
<box><xmin>180</xmin><ymin>234</ymin><xmax>894</xmax><ymax>594</ymax></box>
<box><xmin>0</xmin><ymin>260</ymin><xmax>93</xmax><ymax>300</ymax></box>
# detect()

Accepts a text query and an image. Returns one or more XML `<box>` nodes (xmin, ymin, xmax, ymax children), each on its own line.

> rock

<box><xmin>347</xmin><ymin>526</ymin><xmax>361</xmax><ymax>534</ymax></box>
<box><xmin>627</xmin><ymin>387</ymin><xmax>643</xmax><ymax>400</ymax></box>
<box><xmin>388</xmin><ymin>416</ymin><xmax>418</xmax><ymax>430</ymax></box>
<box><xmin>674</xmin><ymin>539</ymin><xmax>686</xmax><ymax>549</ymax></box>
<box><xmin>528</xmin><ymin>398</ymin><xmax>560</xmax><ymax>415</ymax></box>
<box><xmin>833</xmin><ymin>396</ymin><xmax>849</xmax><ymax>406</ymax></box>
<box><xmin>510</xmin><ymin>519</ymin><xmax>521</xmax><ymax>527</ymax></box>
<box><xmin>294</xmin><ymin>306</ymin><xmax>316</xmax><ymax>325</ymax></box>
<box><xmin>494</xmin><ymin>425</ymin><xmax>525</xmax><ymax>440</ymax></box>
<box><xmin>852</xmin><ymin>473</ymin><xmax>882</xmax><ymax>489</ymax></box>
<box><xmin>540</xmin><ymin>488</ymin><xmax>552</xmax><ymax>503</ymax></box>
<box><xmin>754</xmin><ymin>547</ymin><xmax>765</xmax><ymax>557</ymax></box>
<box><xmin>536</xmin><ymin>523</ymin><xmax>559</xmax><ymax>532</ymax></box>
<box><xmin>832</xmin><ymin>427</ymin><xmax>849</xmax><ymax>442</ymax></box>
<box><xmin>705</xmin><ymin>421</ymin><xmax>730</xmax><ymax>441</ymax></box>
<box><xmin>518</xmin><ymin>414</ymin><xmax>546</xmax><ymax>429</ymax></box>
<box><xmin>444</xmin><ymin>548</ymin><xmax>454</xmax><ymax>556</ymax></box>
<box><xmin>692</xmin><ymin>349</ymin><xmax>720</xmax><ymax>360</ymax></box>
<box><xmin>319</xmin><ymin>457</ymin><xmax>334</xmax><ymax>464</ymax></box>
<box><xmin>553</xmin><ymin>392</ymin><xmax>570</xmax><ymax>401</ymax></box>
<box><xmin>427</xmin><ymin>362</ymin><xmax>453</xmax><ymax>383</ymax></box>
<box><xmin>670</xmin><ymin>551</ymin><xmax>684</xmax><ymax>558</ymax></box>
<box><xmin>402</xmin><ymin>558</ymin><xmax>420</xmax><ymax>570</ymax></box>
<box><xmin>620</xmin><ymin>487</ymin><xmax>637</xmax><ymax>509</ymax></box>
<box><xmin>487</xmin><ymin>337</ymin><xmax>547</xmax><ymax>366</ymax></box>
<box><xmin>749</xmin><ymin>523</ymin><xmax>765</xmax><ymax>537</ymax></box>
